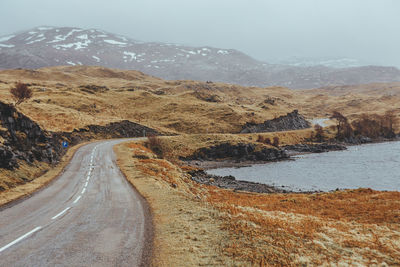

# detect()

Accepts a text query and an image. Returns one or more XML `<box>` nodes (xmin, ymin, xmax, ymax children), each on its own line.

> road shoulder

<box><xmin>114</xmin><ymin>141</ymin><xmax>233</xmax><ymax>266</ymax></box>
<box><xmin>0</xmin><ymin>142</ymin><xmax>88</xmax><ymax>209</ymax></box>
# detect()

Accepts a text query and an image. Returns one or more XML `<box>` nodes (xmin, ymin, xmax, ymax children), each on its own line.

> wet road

<box><xmin>0</xmin><ymin>140</ymin><xmax>150</xmax><ymax>266</ymax></box>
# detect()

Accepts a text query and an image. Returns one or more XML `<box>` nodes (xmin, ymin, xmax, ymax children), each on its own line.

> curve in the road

<box><xmin>0</xmin><ymin>140</ymin><xmax>152</xmax><ymax>267</ymax></box>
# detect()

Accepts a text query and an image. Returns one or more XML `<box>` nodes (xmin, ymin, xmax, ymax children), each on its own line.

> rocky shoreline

<box><xmin>183</xmin><ymin>142</ymin><xmax>347</xmax><ymax>169</ymax></box>
<box><xmin>184</xmin><ymin>142</ymin><xmax>349</xmax><ymax>193</ymax></box>
<box><xmin>189</xmin><ymin>170</ymin><xmax>289</xmax><ymax>193</ymax></box>
<box><xmin>283</xmin><ymin>143</ymin><xmax>347</xmax><ymax>155</ymax></box>
<box><xmin>186</xmin><ymin>138</ymin><xmax>400</xmax><ymax>194</ymax></box>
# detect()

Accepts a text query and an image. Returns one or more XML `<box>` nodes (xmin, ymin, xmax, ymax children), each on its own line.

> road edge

<box><xmin>112</xmin><ymin>143</ymin><xmax>154</xmax><ymax>267</ymax></box>
<box><xmin>0</xmin><ymin>141</ymin><xmax>90</xmax><ymax>211</ymax></box>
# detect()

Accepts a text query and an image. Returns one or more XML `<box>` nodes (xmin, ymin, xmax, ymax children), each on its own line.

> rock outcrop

<box><xmin>189</xmin><ymin>170</ymin><xmax>287</xmax><ymax>194</ymax></box>
<box><xmin>0</xmin><ymin>102</ymin><xmax>64</xmax><ymax>169</ymax></box>
<box><xmin>182</xmin><ymin>142</ymin><xmax>288</xmax><ymax>162</ymax></box>
<box><xmin>240</xmin><ymin>110</ymin><xmax>311</xmax><ymax>133</ymax></box>
<box><xmin>0</xmin><ymin>101</ymin><xmax>161</xmax><ymax>170</ymax></box>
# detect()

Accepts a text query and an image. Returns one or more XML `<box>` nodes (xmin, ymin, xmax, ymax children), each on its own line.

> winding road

<box><xmin>0</xmin><ymin>140</ymin><xmax>151</xmax><ymax>266</ymax></box>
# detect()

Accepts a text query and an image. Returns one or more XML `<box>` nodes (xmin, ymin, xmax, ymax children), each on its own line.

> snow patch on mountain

<box><xmin>27</xmin><ymin>37</ymin><xmax>46</xmax><ymax>45</ymax></box>
<box><xmin>0</xmin><ymin>35</ymin><xmax>15</xmax><ymax>42</ymax></box>
<box><xmin>92</xmin><ymin>56</ymin><xmax>100</xmax><ymax>62</ymax></box>
<box><xmin>217</xmin><ymin>50</ymin><xmax>229</xmax><ymax>55</ymax></box>
<box><xmin>104</xmin><ymin>39</ymin><xmax>127</xmax><ymax>45</ymax></box>
<box><xmin>0</xmin><ymin>26</ymin><xmax>399</xmax><ymax>89</ymax></box>
<box><xmin>0</xmin><ymin>44</ymin><xmax>15</xmax><ymax>48</ymax></box>
<box><xmin>123</xmin><ymin>51</ymin><xmax>136</xmax><ymax>61</ymax></box>
<box><xmin>37</xmin><ymin>26</ymin><xmax>54</xmax><ymax>31</ymax></box>
<box><xmin>77</xmin><ymin>34</ymin><xmax>88</xmax><ymax>40</ymax></box>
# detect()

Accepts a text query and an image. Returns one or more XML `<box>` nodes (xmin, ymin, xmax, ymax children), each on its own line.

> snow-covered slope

<box><xmin>1</xmin><ymin>26</ymin><xmax>400</xmax><ymax>89</ymax></box>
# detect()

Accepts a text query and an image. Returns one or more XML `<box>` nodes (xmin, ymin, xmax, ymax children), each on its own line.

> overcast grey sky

<box><xmin>1</xmin><ymin>0</ymin><xmax>399</xmax><ymax>67</ymax></box>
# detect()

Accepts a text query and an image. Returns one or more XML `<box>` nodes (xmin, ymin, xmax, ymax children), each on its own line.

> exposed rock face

<box><xmin>240</xmin><ymin>110</ymin><xmax>311</xmax><ymax>133</ymax></box>
<box><xmin>0</xmin><ymin>102</ymin><xmax>64</xmax><ymax>169</ymax></box>
<box><xmin>0</xmin><ymin>101</ymin><xmax>160</xmax><ymax>170</ymax></box>
<box><xmin>0</xmin><ymin>145</ymin><xmax>17</xmax><ymax>169</ymax></box>
<box><xmin>182</xmin><ymin>142</ymin><xmax>288</xmax><ymax>162</ymax></box>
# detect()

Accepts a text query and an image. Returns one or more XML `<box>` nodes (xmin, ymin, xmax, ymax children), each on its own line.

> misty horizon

<box><xmin>1</xmin><ymin>0</ymin><xmax>399</xmax><ymax>68</ymax></box>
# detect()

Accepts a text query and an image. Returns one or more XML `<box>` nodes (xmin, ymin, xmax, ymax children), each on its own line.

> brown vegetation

<box><xmin>331</xmin><ymin>110</ymin><xmax>398</xmax><ymax>140</ymax></box>
<box><xmin>1</xmin><ymin>66</ymin><xmax>400</xmax><ymax>265</ymax></box>
<box><xmin>0</xmin><ymin>66</ymin><xmax>399</xmax><ymax>135</ymax></box>
<box><xmin>10</xmin><ymin>82</ymin><xmax>33</xmax><ymax>106</ymax></box>
<box><xmin>206</xmin><ymin>188</ymin><xmax>400</xmax><ymax>265</ymax></box>
<box><xmin>330</xmin><ymin>111</ymin><xmax>353</xmax><ymax>139</ymax></box>
<box><xmin>352</xmin><ymin>111</ymin><xmax>398</xmax><ymax>138</ymax></box>
<box><xmin>117</xmin><ymin>140</ymin><xmax>400</xmax><ymax>266</ymax></box>
<box><xmin>313</xmin><ymin>124</ymin><xmax>324</xmax><ymax>142</ymax></box>
<box><xmin>272</xmin><ymin>136</ymin><xmax>280</xmax><ymax>147</ymax></box>
<box><xmin>115</xmin><ymin>142</ymin><xmax>237</xmax><ymax>266</ymax></box>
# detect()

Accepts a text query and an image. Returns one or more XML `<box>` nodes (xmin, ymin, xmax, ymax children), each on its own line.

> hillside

<box><xmin>1</xmin><ymin>65</ymin><xmax>400</xmax><ymax>266</ymax></box>
<box><xmin>1</xmin><ymin>26</ymin><xmax>400</xmax><ymax>89</ymax></box>
<box><xmin>0</xmin><ymin>66</ymin><xmax>400</xmax><ymax>135</ymax></box>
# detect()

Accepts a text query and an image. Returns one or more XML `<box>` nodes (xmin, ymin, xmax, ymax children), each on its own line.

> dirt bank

<box><xmin>114</xmin><ymin>142</ymin><xmax>241</xmax><ymax>266</ymax></box>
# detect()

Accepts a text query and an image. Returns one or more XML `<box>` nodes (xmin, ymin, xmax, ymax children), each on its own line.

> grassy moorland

<box><xmin>1</xmin><ymin>66</ymin><xmax>400</xmax><ymax>134</ymax></box>
<box><xmin>116</xmin><ymin>140</ymin><xmax>400</xmax><ymax>266</ymax></box>
<box><xmin>1</xmin><ymin>66</ymin><xmax>400</xmax><ymax>265</ymax></box>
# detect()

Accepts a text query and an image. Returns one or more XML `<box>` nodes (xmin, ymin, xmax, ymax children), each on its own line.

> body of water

<box><xmin>207</xmin><ymin>141</ymin><xmax>400</xmax><ymax>192</ymax></box>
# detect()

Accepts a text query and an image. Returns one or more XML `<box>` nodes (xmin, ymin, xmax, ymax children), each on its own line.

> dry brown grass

<box><xmin>206</xmin><ymin>188</ymin><xmax>400</xmax><ymax>225</ymax></box>
<box><xmin>1</xmin><ymin>66</ymin><xmax>399</xmax><ymax>135</ymax></box>
<box><xmin>2</xmin><ymin>66</ymin><xmax>400</xmax><ymax>265</ymax></box>
<box><xmin>114</xmin><ymin>141</ymin><xmax>239</xmax><ymax>266</ymax></box>
<box><xmin>205</xmin><ymin>187</ymin><xmax>400</xmax><ymax>265</ymax></box>
<box><xmin>139</xmin><ymin>130</ymin><xmax>313</xmax><ymax>162</ymax></box>
<box><xmin>116</xmin><ymin>139</ymin><xmax>400</xmax><ymax>266</ymax></box>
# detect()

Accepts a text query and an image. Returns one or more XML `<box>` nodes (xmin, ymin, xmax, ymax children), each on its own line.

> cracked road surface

<box><xmin>0</xmin><ymin>140</ymin><xmax>151</xmax><ymax>267</ymax></box>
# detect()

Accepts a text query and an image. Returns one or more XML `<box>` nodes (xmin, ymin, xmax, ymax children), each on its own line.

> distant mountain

<box><xmin>1</xmin><ymin>26</ymin><xmax>400</xmax><ymax>89</ymax></box>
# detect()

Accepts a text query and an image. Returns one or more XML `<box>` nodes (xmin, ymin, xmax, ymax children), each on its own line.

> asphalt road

<box><xmin>0</xmin><ymin>140</ymin><xmax>151</xmax><ymax>267</ymax></box>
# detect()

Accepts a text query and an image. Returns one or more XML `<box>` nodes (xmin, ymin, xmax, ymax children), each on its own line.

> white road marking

<box><xmin>84</xmin><ymin>181</ymin><xmax>88</xmax><ymax>187</ymax></box>
<box><xmin>51</xmin><ymin>207</ymin><xmax>71</xmax><ymax>220</ymax></box>
<box><xmin>0</xmin><ymin>226</ymin><xmax>42</xmax><ymax>253</ymax></box>
<box><xmin>73</xmin><ymin>195</ymin><xmax>81</xmax><ymax>204</ymax></box>
<box><xmin>81</xmin><ymin>188</ymin><xmax>86</xmax><ymax>194</ymax></box>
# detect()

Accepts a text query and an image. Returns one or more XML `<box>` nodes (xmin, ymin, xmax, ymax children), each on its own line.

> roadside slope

<box><xmin>114</xmin><ymin>142</ymin><xmax>240</xmax><ymax>266</ymax></box>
